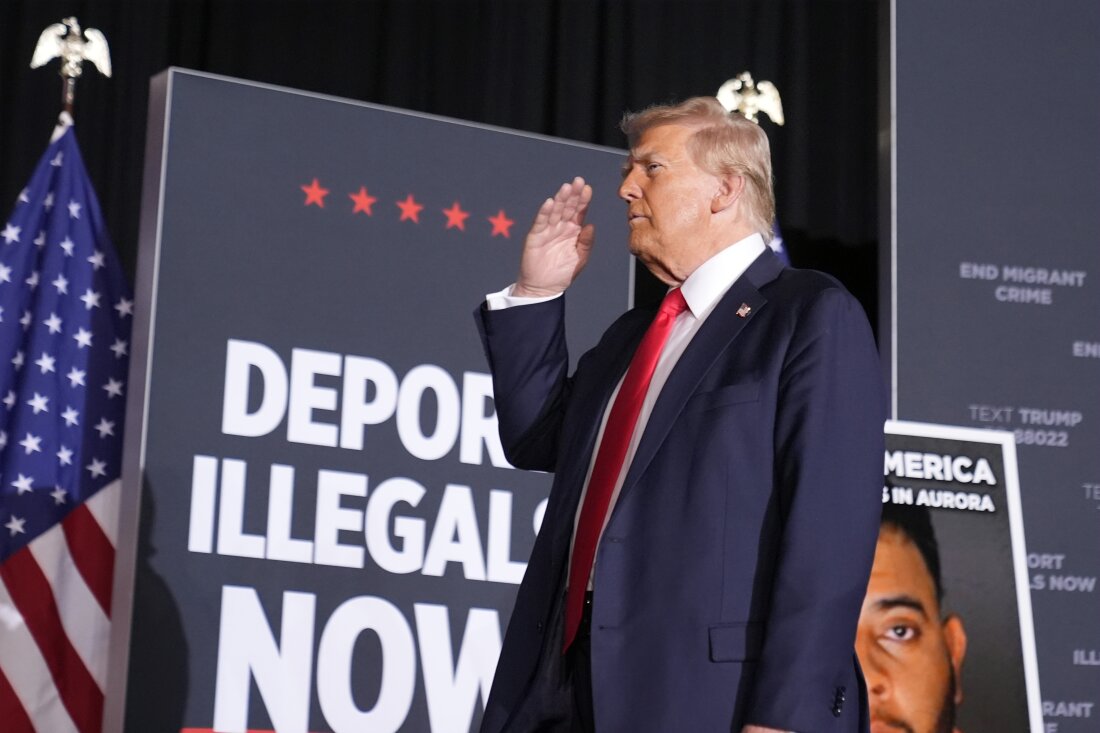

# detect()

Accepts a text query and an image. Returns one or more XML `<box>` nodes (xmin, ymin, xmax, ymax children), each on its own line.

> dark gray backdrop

<box><xmin>890</xmin><ymin>2</ymin><xmax>1100</xmax><ymax>730</ymax></box>
<box><xmin>110</xmin><ymin>69</ymin><xmax>632</xmax><ymax>733</ymax></box>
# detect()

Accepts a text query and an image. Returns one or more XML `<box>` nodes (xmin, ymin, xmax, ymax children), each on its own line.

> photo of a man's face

<box><xmin>857</xmin><ymin>518</ymin><xmax>968</xmax><ymax>733</ymax></box>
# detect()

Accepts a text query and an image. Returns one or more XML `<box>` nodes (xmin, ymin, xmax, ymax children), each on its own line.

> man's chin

<box><xmin>870</xmin><ymin>719</ymin><xmax>914</xmax><ymax>733</ymax></box>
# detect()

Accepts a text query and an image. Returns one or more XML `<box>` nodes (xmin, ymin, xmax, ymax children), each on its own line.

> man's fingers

<box><xmin>574</xmin><ymin>184</ymin><xmax>593</xmax><ymax>224</ymax></box>
<box><xmin>518</xmin><ymin>178</ymin><xmax>592</xmax><ymax>294</ymax></box>
<box><xmin>545</xmin><ymin>181</ymin><xmax>572</xmax><ymax>227</ymax></box>
<box><xmin>530</xmin><ymin>197</ymin><xmax>554</xmax><ymax>233</ymax></box>
<box><xmin>558</xmin><ymin>179</ymin><xmax>591</xmax><ymax>225</ymax></box>
<box><xmin>559</xmin><ymin>193</ymin><xmax>580</xmax><ymax>223</ymax></box>
<box><xmin>529</xmin><ymin>178</ymin><xmax>591</xmax><ymax>244</ymax></box>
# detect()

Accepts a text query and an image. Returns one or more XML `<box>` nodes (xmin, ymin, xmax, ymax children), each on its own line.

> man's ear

<box><xmin>711</xmin><ymin>173</ymin><xmax>745</xmax><ymax>214</ymax></box>
<box><xmin>942</xmin><ymin>614</ymin><xmax>968</xmax><ymax>704</ymax></box>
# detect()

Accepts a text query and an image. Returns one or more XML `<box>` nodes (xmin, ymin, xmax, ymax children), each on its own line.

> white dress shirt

<box><xmin>486</xmin><ymin>233</ymin><xmax>768</xmax><ymax>588</ymax></box>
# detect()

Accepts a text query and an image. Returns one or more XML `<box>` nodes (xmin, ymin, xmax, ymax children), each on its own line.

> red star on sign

<box><xmin>301</xmin><ymin>178</ymin><xmax>329</xmax><ymax>207</ymax></box>
<box><xmin>396</xmin><ymin>194</ymin><xmax>424</xmax><ymax>223</ymax></box>
<box><xmin>488</xmin><ymin>209</ymin><xmax>515</xmax><ymax>238</ymax></box>
<box><xmin>349</xmin><ymin>187</ymin><xmax>378</xmax><ymax>215</ymax></box>
<box><xmin>442</xmin><ymin>201</ymin><xmax>470</xmax><ymax>231</ymax></box>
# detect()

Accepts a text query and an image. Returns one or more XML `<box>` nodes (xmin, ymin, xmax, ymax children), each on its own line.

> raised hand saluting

<box><xmin>513</xmin><ymin>176</ymin><xmax>596</xmax><ymax>298</ymax></box>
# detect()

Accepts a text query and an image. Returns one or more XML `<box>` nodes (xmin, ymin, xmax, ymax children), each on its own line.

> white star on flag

<box><xmin>4</xmin><ymin>516</ymin><xmax>26</xmax><ymax>536</ymax></box>
<box><xmin>18</xmin><ymin>188</ymin><xmax>29</xmax><ymax>203</ymax></box>
<box><xmin>66</xmin><ymin>367</ymin><xmax>86</xmax><ymax>387</ymax></box>
<box><xmin>115</xmin><ymin>297</ymin><xmax>134</xmax><ymax>317</ymax></box>
<box><xmin>19</xmin><ymin>433</ymin><xmax>42</xmax><ymax>454</ymax></box>
<box><xmin>0</xmin><ymin>263</ymin><xmax>11</xmax><ymax>282</ymax></box>
<box><xmin>1</xmin><ymin>223</ymin><xmax>20</xmax><ymax>244</ymax></box>
<box><xmin>62</xmin><ymin>406</ymin><xmax>79</xmax><ymax>426</ymax></box>
<box><xmin>25</xmin><ymin>271</ymin><xmax>39</xmax><ymax>289</ymax></box>
<box><xmin>56</xmin><ymin>446</ymin><xmax>74</xmax><ymax>465</ymax></box>
<box><xmin>11</xmin><ymin>351</ymin><xmax>24</xmax><ymax>368</ymax></box>
<box><xmin>74</xmin><ymin>328</ymin><xmax>93</xmax><ymax>348</ymax></box>
<box><xmin>52</xmin><ymin>273</ymin><xmax>69</xmax><ymax>293</ymax></box>
<box><xmin>35</xmin><ymin>352</ymin><xmax>57</xmax><ymax>373</ymax></box>
<box><xmin>103</xmin><ymin>378</ymin><xmax>124</xmax><ymax>398</ymax></box>
<box><xmin>94</xmin><ymin>418</ymin><xmax>115</xmax><ymax>438</ymax></box>
<box><xmin>19</xmin><ymin>311</ymin><xmax>31</xmax><ymax>329</ymax></box>
<box><xmin>110</xmin><ymin>339</ymin><xmax>128</xmax><ymax>358</ymax></box>
<box><xmin>11</xmin><ymin>474</ymin><xmax>34</xmax><ymax>493</ymax></box>
<box><xmin>3</xmin><ymin>390</ymin><xmax>15</xmax><ymax>408</ymax></box>
<box><xmin>27</xmin><ymin>393</ymin><xmax>49</xmax><ymax>414</ymax></box>
<box><xmin>43</xmin><ymin>192</ymin><xmax>54</xmax><ymax>210</ymax></box>
<box><xmin>60</xmin><ymin>236</ymin><xmax>74</xmax><ymax>256</ymax></box>
<box><xmin>87</xmin><ymin>250</ymin><xmax>106</xmax><ymax>270</ymax></box>
<box><xmin>86</xmin><ymin>458</ymin><xmax>108</xmax><ymax>478</ymax></box>
<box><xmin>34</xmin><ymin>231</ymin><xmax>46</xmax><ymax>247</ymax></box>
<box><xmin>44</xmin><ymin>313</ymin><xmax>63</xmax><ymax>334</ymax></box>
<box><xmin>50</xmin><ymin>152</ymin><xmax>63</xmax><ymax>167</ymax></box>
<box><xmin>68</xmin><ymin>199</ymin><xmax>81</xmax><ymax>218</ymax></box>
<box><xmin>50</xmin><ymin>487</ymin><xmax>68</xmax><ymax>505</ymax></box>
<box><xmin>80</xmin><ymin>288</ymin><xmax>101</xmax><ymax>309</ymax></box>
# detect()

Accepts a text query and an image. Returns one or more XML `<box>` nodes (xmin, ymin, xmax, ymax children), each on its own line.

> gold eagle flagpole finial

<box><xmin>30</xmin><ymin>17</ymin><xmax>112</xmax><ymax>115</ymax></box>
<box><xmin>716</xmin><ymin>71</ymin><xmax>784</xmax><ymax>126</ymax></box>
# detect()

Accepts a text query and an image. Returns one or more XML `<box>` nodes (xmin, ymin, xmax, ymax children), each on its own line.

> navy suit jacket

<box><xmin>476</xmin><ymin>250</ymin><xmax>885</xmax><ymax>733</ymax></box>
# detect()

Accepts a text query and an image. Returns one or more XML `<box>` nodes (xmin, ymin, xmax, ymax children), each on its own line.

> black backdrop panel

<box><xmin>114</xmin><ymin>68</ymin><xmax>631</xmax><ymax>733</ymax></box>
<box><xmin>892</xmin><ymin>2</ymin><xmax>1100</xmax><ymax>731</ymax></box>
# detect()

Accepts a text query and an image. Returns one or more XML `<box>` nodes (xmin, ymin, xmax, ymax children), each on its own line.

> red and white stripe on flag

<box><xmin>0</xmin><ymin>480</ymin><xmax>118</xmax><ymax>733</ymax></box>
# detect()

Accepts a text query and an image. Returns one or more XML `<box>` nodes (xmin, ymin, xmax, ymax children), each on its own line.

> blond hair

<box><xmin>621</xmin><ymin>97</ymin><xmax>775</xmax><ymax>242</ymax></box>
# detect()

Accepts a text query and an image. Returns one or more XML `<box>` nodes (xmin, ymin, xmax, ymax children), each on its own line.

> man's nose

<box><xmin>619</xmin><ymin>171</ymin><xmax>641</xmax><ymax>202</ymax></box>
<box><xmin>859</xmin><ymin>647</ymin><xmax>890</xmax><ymax>699</ymax></box>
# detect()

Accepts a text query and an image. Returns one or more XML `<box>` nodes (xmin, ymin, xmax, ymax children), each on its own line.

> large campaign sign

<box><xmin>889</xmin><ymin>2</ymin><xmax>1100</xmax><ymax>730</ymax></box>
<box><xmin>105</xmin><ymin>69</ymin><xmax>631</xmax><ymax>733</ymax></box>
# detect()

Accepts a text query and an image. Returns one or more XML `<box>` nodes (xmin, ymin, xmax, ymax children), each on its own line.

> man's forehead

<box><xmin>629</xmin><ymin>122</ymin><xmax>702</xmax><ymax>157</ymax></box>
<box><xmin>866</xmin><ymin>528</ymin><xmax>941</xmax><ymax>610</ymax></box>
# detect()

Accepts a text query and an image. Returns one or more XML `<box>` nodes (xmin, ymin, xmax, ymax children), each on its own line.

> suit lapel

<box><xmin>617</xmin><ymin>249</ymin><xmax>784</xmax><ymax>502</ymax></box>
<box><xmin>546</xmin><ymin>311</ymin><xmax>650</xmax><ymax>559</ymax></box>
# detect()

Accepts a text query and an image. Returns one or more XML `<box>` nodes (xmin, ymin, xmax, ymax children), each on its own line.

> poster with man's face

<box><xmin>860</xmin><ymin>422</ymin><xmax>1043</xmax><ymax>733</ymax></box>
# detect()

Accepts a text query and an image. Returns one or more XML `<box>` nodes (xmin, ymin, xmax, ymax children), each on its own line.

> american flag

<box><xmin>0</xmin><ymin>114</ymin><xmax>131</xmax><ymax>733</ymax></box>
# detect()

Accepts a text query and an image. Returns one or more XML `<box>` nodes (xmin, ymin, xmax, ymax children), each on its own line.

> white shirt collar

<box><xmin>678</xmin><ymin>233</ymin><xmax>768</xmax><ymax>319</ymax></box>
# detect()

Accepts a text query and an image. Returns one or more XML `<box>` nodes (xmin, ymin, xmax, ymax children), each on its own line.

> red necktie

<box><xmin>562</xmin><ymin>287</ymin><xmax>689</xmax><ymax>651</ymax></box>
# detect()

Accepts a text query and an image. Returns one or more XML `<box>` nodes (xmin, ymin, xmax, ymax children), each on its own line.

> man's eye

<box><xmin>646</xmin><ymin>163</ymin><xmax>662</xmax><ymax>173</ymax></box>
<box><xmin>884</xmin><ymin>625</ymin><xmax>917</xmax><ymax>642</ymax></box>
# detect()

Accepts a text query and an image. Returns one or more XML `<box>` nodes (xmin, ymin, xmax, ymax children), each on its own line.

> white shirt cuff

<box><xmin>485</xmin><ymin>284</ymin><xmax>563</xmax><ymax>311</ymax></box>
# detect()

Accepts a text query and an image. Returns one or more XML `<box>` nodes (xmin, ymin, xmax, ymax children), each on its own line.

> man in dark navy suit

<box><xmin>477</xmin><ymin>97</ymin><xmax>885</xmax><ymax>733</ymax></box>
